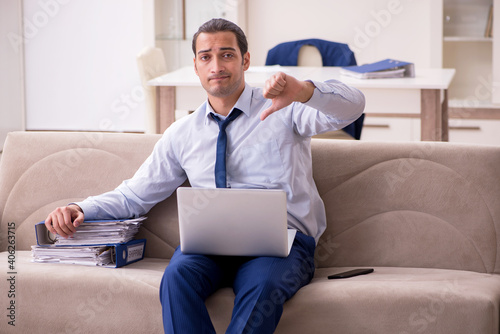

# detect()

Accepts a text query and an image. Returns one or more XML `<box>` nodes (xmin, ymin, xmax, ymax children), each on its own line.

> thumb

<box><xmin>260</xmin><ymin>101</ymin><xmax>281</xmax><ymax>121</ymax></box>
<box><xmin>260</xmin><ymin>107</ymin><xmax>273</xmax><ymax>121</ymax></box>
<box><xmin>73</xmin><ymin>213</ymin><xmax>84</xmax><ymax>228</ymax></box>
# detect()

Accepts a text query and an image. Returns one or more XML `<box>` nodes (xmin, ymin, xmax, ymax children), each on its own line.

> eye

<box><xmin>199</xmin><ymin>55</ymin><xmax>210</xmax><ymax>61</ymax></box>
<box><xmin>223</xmin><ymin>53</ymin><xmax>234</xmax><ymax>59</ymax></box>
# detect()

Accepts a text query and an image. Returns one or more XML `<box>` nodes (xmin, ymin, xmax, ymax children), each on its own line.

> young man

<box><xmin>45</xmin><ymin>19</ymin><xmax>365</xmax><ymax>333</ymax></box>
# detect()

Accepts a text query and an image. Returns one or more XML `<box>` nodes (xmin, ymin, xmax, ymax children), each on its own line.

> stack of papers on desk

<box><xmin>52</xmin><ymin>217</ymin><xmax>146</xmax><ymax>246</ymax></box>
<box><xmin>340</xmin><ymin>59</ymin><xmax>415</xmax><ymax>79</ymax></box>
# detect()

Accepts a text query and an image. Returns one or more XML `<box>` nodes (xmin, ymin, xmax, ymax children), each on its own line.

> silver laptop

<box><xmin>177</xmin><ymin>187</ymin><xmax>297</xmax><ymax>257</ymax></box>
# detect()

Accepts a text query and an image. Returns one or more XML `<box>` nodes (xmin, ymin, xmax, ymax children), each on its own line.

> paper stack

<box><xmin>32</xmin><ymin>217</ymin><xmax>147</xmax><ymax>267</ymax></box>
<box><xmin>31</xmin><ymin>245</ymin><xmax>113</xmax><ymax>266</ymax></box>
<box><xmin>51</xmin><ymin>217</ymin><xmax>145</xmax><ymax>245</ymax></box>
<box><xmin>340</xmin><ymin>59</ymin><xmax>415</xmax><ymax>79</ymax></box>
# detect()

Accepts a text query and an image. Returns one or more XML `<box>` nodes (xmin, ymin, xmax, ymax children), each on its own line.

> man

<box><xmin>45</xmin><ymin>18</ymin><xmax>365</xmax><ymax>333</ymax></box>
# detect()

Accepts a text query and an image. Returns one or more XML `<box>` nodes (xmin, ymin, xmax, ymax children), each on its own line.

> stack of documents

<box><xmin>52</xmin><ymin>217</ymin><xmax>146</xmax><ymax>246</ymax></box>
<box><xmin>340</xmin><ymin>59</ymin><xmax>415</xmax><ymax>79</ymax></box>
<box><xmin>32</xmin><ymin>217</ymin><xmax>147</xmax><ymax>267</ymax></box>
<box><xmin>31</xmin><ymin>245</ymin><xmax>113</xmax><ymax>266</ymax></box>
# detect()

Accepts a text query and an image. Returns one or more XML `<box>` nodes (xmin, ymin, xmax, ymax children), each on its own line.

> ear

<box><xmin>243</xmin><ymin>52</ymin><xmax>250</xmax><ymax>71</ymax></box>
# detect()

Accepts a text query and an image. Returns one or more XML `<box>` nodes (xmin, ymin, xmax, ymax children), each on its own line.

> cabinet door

<box><xmin>449</xmin><ymin>119</ymin><xmax>500</xmax><ymax>145</ymax></box>
<box><xmin>184</xmin><ymin>0</ymin><xmax>246</xmax><ymax>37</ymax></box>
<box><xmin>361</xmin><ymin>117</ymin><xmax>420</xmax><ymax>142</ymax></box>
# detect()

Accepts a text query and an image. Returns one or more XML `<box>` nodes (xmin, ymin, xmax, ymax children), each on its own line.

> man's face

<box><xmin>194</xmin><ymin>31</ymin><xmax>250</xmax><ymax>99</ymax></box>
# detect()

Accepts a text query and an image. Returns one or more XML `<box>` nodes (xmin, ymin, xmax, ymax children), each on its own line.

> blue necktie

<box><xmin>210</xmin><ymin>108</ymin><xmax>242</xmax><ymax>188</ymax></box>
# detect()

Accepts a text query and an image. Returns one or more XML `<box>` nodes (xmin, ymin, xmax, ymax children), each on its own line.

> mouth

<box><xmin>209</xmin><ymin>74</ymin><xmax>230</xmax><ymax>82</ymax></box>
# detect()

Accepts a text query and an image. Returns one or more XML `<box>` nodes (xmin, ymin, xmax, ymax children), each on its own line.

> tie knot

<box><xmin>210</xmin><ymin>108</ymin><xmax>242</xmax><ymax>130</ymax></box>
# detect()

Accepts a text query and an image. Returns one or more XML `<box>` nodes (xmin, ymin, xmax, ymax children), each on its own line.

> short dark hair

<box><xmin>192</xmin><ymin>18</ymin><xmax>248</xmax><ymax>56</ymax></box>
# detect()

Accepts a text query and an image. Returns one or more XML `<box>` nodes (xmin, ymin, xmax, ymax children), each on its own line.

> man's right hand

<box><xmin>261</xmin><ymin>72</ymin><xmax>315</xmax><ymax>121</ymax></box>
<box><xmin>44</xmin><ymin>204</ymin><xmax>85</xmax><ymax>239</ymax></box>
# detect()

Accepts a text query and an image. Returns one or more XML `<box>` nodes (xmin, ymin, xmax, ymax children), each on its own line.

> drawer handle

<box><xmin>449</xmin><ymin>126</ymin><xmax>481</xmax><ymax>131</ymax></box>
<box><xmin>364</xmin><ymin>124</ymin><xmax>390</xmax><ymax>128</ymax></box>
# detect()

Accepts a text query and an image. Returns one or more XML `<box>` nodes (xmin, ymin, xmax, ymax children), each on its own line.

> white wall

<box><xmin>23</xmin><ymin>0</ymin><xmax>153</xmax><ymax>132</ymax></box>
<box><xmin>246</xmin><ymin>0</ymin><xmax>442</xmax><ymax>68</ymax></box>
<box><xmin>0</xmin><ymin>0</ymin><xmax>24</xmax><ymax>149</ymax></box>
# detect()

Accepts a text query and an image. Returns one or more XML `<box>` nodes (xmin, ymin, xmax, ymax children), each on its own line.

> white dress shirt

<box><xmin>76</xmin><ymin>79</ymin><xmax>365</xmax><ymax>243</ymax></box>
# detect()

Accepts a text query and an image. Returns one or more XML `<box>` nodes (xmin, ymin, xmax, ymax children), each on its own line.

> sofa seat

<box><xmin>5</xmin><ymin>251</ymin><xmax>500</xmax><ymax>334</ymax></box>
<box><xmin>1</xmin><ymin>251</ymin><xmax>167</xmax><ymax>333</ymax></box>
<box><xmin>280</xmin><ymin>267</ymin><xmax>500</xmax><ymax>334</ymax></box>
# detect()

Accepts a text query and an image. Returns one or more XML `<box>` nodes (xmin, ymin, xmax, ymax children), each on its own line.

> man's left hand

<box><xmin>261</xmin><ymin>72</ymin><xmax>315</xmax><ymax>121</ymax></box>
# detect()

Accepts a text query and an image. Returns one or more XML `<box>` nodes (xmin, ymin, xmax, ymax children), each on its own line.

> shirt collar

<box><xmin>204</xmin><ymin>83</ymin><xmax>252</xmax><ymax>125</ymax></box>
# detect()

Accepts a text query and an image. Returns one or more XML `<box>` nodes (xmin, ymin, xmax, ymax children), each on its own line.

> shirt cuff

<box><xmin>70</xmin><ymin>200</ymin><xmax>98</xmax><ymax>220</ymax></box>
<box><xmin>304</xmin><ymin>79</ymin><xmax>342</xmax><ymax>111</ymax></box>
<box><xmin>305</xmin><ymin>79</ymin><xmax>364</xmax><ymax>117</ymax></box>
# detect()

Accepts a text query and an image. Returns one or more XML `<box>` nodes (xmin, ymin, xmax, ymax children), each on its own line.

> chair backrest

<box><xmin>137</xmin><ymin>46</ymin><xmax>167</xmax><ymax>83</ymax></box>
<box><xmin>136</xmin><ymin>47</ymin><xmax>168</xmax><ymax>134</ymax></box>
<box><xmin>297</xmin><ymin>45</ymin><xmax>323</xmax><ymax>66</ymax></box>
<box><xmin>265</xmin><ymin>39</ymin><xmax>357</xmax><ymax>67</ymax></box>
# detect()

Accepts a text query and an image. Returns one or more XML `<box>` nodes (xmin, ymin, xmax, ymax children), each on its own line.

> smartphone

<box><xmin>328</xmin><ymin>268</ymin><xmax>374</xmax><ymax>279</ymax></box>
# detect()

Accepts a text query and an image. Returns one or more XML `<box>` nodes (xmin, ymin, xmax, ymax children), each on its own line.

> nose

<box><xmin>211</xmin><ymin>57</ymin><xmax>225</xmax><ymax>73</ymax></box>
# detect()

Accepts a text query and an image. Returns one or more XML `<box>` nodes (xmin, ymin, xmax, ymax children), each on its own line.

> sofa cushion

<box><xmin>0</xmin><ymin>251</ymin><xmax>166</xmax><ymax>333</ymax></box>
<box><xmin>2</xmin><ymin>252</ymin><xmax>500</xmax><ymax>334</ymax></box>
<box><xmin>277</xmin><ymin>266</ymin><xmax>500</xmax><ymax>334</ymax></box>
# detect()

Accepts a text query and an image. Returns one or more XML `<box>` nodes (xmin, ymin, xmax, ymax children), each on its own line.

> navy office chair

<box><xmin>265</xmin><ymin>39</ymin><xmax>364</xmax><ymax>139</ymax></box>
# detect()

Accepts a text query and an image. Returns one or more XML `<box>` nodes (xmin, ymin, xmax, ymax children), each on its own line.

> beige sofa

<box><xmin>1</xmin><ymin>131</ymin><xmax>500</xmax><ymax>334</ymax></box>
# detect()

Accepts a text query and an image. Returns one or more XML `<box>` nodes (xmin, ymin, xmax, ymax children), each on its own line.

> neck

<box><xmin>208</xmin><ymin>86</ymin><xmax>245</xmax><ymax>116</ymax></box>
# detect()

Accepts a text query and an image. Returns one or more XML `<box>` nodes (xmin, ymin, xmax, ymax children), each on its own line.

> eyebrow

<box><xmin>197</xmin><ymin>47</ymin><xmax>237</xmax><ymax>55</ymax></box>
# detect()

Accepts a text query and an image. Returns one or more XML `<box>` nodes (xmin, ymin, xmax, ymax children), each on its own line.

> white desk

<box><xmin>148</xmin><ymin>66</ymin><xmax>455</xmax><ymax>141</ymax></box>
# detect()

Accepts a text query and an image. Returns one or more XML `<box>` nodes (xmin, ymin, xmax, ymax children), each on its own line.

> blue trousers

<box><xmin>159</xmin><ymin>232</ymin><xmax>316</xmax><ymax>334</ymax></box>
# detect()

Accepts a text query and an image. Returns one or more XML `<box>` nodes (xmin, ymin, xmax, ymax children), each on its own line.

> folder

<box><xmin>33</xmin><ymin>221</ymin><xmax>146</xmax><ymax>268</ymax></box>
<box><xmin>35</xmin><ymin>217</ymin><xmax>145</xmax><ymax>246</ymax></box>
<box><xmin>340</xmin><ymin>59</ymin><xmax>415</xmax><ymax>79</ymax></box>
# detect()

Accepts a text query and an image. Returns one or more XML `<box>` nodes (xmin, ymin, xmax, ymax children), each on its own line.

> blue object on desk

<box><xmin>341</xmin><ymin>59</ymin><xmax>415</xmax><ymax>78</ymax></box>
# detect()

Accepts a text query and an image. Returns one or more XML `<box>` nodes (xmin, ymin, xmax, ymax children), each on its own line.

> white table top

<box><xmin>148</xmin><ymin>66</ymin><xmax>455</xmax><ymax>90</ymax></box>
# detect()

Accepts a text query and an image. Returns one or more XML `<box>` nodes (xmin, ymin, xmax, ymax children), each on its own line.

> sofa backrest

<box><xmin>1</xmin><ymin>132</ymin><xmax>500</xmax><ymax>273</ymax></box>
<box><xmin>0</xmin><ymin>131</ymin><xmax>172</xmax><ymax>254</ymax></box>
<box><xmin>312</xmin><ymin>139</ymin><xmax>500</xmax><ymax>274</ymax></box>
